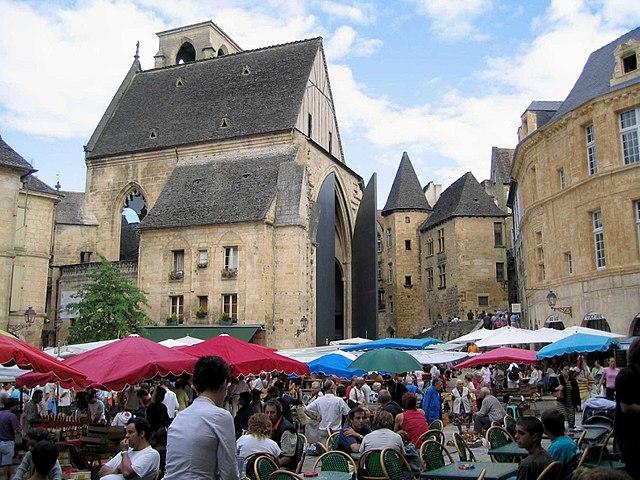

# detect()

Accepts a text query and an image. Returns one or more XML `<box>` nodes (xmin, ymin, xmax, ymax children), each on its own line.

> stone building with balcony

<box><xmin>47</xmin><ymin>20</ymin><xmax>378</xmax><ymax>348</ymax></box>
<box><xmin>508</xmin><ymin>27</ymin><xmax>640</xmax><ymax>334</ymax></box>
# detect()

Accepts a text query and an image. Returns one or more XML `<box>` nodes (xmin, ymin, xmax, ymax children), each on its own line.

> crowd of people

<box><xmin>0</xmin><ymin>337</ymin><xmax>637</xmax><ymax>480</ymax></box>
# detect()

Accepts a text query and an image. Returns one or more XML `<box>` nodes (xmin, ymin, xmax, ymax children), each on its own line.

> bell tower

<box><xmin>154</xmin><ymin>20</ymin><xmax>242</xmax><ymax>68</ymax></box>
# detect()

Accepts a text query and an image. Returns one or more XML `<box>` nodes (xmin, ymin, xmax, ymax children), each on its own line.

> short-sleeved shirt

<box><xmin>104</xmin><ymin>446</ymin><xmax>160</xmax><ymax>480</ymax></box>
<box><xmin>306</xmin><ymin>393</ymin><xmax>350</xmax><ymax>432</ymax></box>
<box><xmin>337</xmin><ymin>422</ymin><xmax>371</xmax><ymax>453</ymax></box>
<box><xmin>517</xmin><ymin>449</ymin><xmax>552</xmax><ymax>480</ymax></box>
<box><xmin>236</xmin><ymin>435</ymin><xmax>281</xmax><ymax>473</ymax></box>
<box><xmin>359</xmin><ymin>429</ymin><xmax>404</xmax><ymax>453</ymax></box>
<box><xmin>547</xmin><ymin>435</ymin><xmax>578</xmax><ymax>467</ymax></box>
<box><xmin>603</xmin><ymin>367</ymin><xmax>620</xmax><ymax>388</ymax></box>
<box><xmin>0</xmin><ymin>411</ymin><xmax>19</xmax><ymax>441</ymax></box>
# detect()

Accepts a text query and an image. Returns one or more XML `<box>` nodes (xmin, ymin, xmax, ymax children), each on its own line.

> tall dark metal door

<box><xmin>351</xmin><ymin>174</ymin><xmax>378</xmax><ymax>339</ymax></box>
<box><xmin>315</xmin><ymin>173</ymin><xmax>336</xmax><ymax>345</ymax></box>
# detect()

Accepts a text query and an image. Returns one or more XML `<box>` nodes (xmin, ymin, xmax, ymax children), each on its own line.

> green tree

<box><xmin>67</xmin><ymin>257</ymin><xmax>149</xmax><ymax>343</ymax></box>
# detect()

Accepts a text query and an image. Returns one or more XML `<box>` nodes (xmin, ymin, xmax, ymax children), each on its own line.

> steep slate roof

<box><xmin>0</xmin><ymin>134</ymin><xmax>33</xmax><ymax>173</ymax></box>
<box><xmin>552</xmin><ymin>27</ymin><xmax>640</xmax><ymax>120</ymax></box>
<box><xmin>55</xmin><ymin>191</ymin><xmax>99</xmax><ymax>225</ymax></box>
<box><xmin>526</xmin><ymin>101</ymin><xmax>563</xmax><ymax>111</ymax></box>
<box><xmin>420</xmin><ymin>172</ymin><xmax>506</xmax><ymax>231</ymax></box>
<box><xmin>491</xmin><ymin>147</ymin><xmax>515</xmax><ymax>183</ymax></box>
<box><xmin>22</xmin><ymin>175</ymin><xmax>59</xmax><ymax>196</ymax></box>
<box><xmin>87</xmin><ymin>38</ymin><xmax>321</xmax><ymax>159</ymax></box>
<box><xmin>382</xmin><ymin>152</ymin><xmax>431</xmax><ymax>215</ymax></box>
<box><xmin>139</xmin><ymin>144</ymin><xmax>299</xmax><ymax>230</ymax></box>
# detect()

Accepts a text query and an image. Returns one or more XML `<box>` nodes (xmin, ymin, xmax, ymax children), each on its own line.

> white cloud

<box><xmin>317</xmin><ymin>1</ymin><xmax>376</xmax><ymax>25</ymax></box>
<box><xmin>413</xmin><ymin>0</ymin><xmax>491</xmax><ymax>41</ymax></box>
<box><xmin>325</xmin><ymin>25</ymin><xmax>382</xmax><ymax>60</ymax></box>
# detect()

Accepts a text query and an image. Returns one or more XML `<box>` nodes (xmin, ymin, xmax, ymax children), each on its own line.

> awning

<box><xmin>455</xmin><ymin>347</ymin><xmax>537</xmax><ymax>369</ymax></box>
<box><xmin>141</xmin><ymin>324</ymin><xmax>262</xmax><ymax>342</ymax></box>
<box><xmin>450</xmin><ymin>328</ymin><xmax>496</xmax><ymax>344</ymax></box>
<box><xmin>537</xmin><ymin>333</ymin><xmax>620</xmax><ymax>360</ymax></box>
<box><xmin>475</xmin><ymin>327</ymin><xmax>543</xmax><ymax>348</ymax></box>
<box><xmin>308</xmin><ymin>353</ymin><xmax>366</xmax><ymax>378</ymax></box>
<box><xmin>342</xmin><ymin>337</ymin><xmax>442</xmax><ymax>352</ymax></box>
<box><xmin>159</xmin><ymin>336</ymin><xmax>203</xmax><ymax>348</ymax></box>
<box><xmin>403</xmin><ymin>350</ymin><xmax>470</xmax><ymax>365</ymax></box>
<box><xmin>44</xmin><ymin>339</ymin><xmax>119</xmax><ymax>359</ymax></box>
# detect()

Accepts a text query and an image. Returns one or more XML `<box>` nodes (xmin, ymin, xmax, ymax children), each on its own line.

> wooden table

<box><xmin>420</xmin><ymin>461</ymin><xmax>519</xmax><ymax>480</ymax></box>
<box><xmin>488</xmin><ymin>443</ymin><xmax>529</xmax><ymax>462</ymax></box>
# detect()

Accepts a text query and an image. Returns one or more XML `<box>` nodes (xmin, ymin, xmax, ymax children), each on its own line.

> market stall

<box><xmin>454</xmin><ymin>347</ymin><xmax>537</xmax><ymax>369</ymax></box>
<box><xmin>536</xmin><ymin>333</ymin><xmax>620</xmax><ymax>359</ymax></box>
<box><xmin>342</xmin><ymin>337</ymin><xmax>441</xmax><ymax>352</ymax></box>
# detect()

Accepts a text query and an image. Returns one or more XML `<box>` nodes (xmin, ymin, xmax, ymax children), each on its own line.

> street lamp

<box><xmin>546</xmin><ymin>290</ymin><xmax>572</xmax><ymax>317</ymax></box>
<box><xmin>24</xmin><ymin>306</ymin><xmax>36</xmax><ymax>326</ymax></box>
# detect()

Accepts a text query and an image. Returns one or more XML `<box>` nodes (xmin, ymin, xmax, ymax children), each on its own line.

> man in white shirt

<box><xmin>161</xmin><ymin>380</ymin><xmax>179</xmax><ymax>419</ymax></box>
<box><xmin>99</xmin><ymin>418</ymin><xmax>160</xmax><ymax>480</ymax></box>
<box><xmin>164</xmin><ymin>356</ymin><xmax>238</xmax><ymax>480</ymax></box>
<box><xmin>348</xmin><ymin>378</ymin><xmax>366</xmax><ymax>406</ymax></box>
<box><xmin>306</xmin><ymin>380</ymin><xmax>350</xmax><ymax>444</ymax></box>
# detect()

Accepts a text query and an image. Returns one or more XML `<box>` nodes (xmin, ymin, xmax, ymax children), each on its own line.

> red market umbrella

<box><xmin>17</xmin><ymin>335</ymin><xmax>197</xmax><ymax>391</ymax></box>
<box><xmin>0</xmin><ymin>330</ymin><xmax>87</xmax><ymax>386</ymax></box>
<box><xmin>454</xmin><ymin>347</ymin><xmax>537</xmax><ymax>369</ymax></box>
<box><xmin>181</xmin><ymin>334</ymin><xmax>309</xmax><ymax>377</ymax></box>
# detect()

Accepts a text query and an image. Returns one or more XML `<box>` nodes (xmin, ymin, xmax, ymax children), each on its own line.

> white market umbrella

<box><xmin>475</xmin><ymin>326</ymin><xmax>542</xmax><ymax>348</ymax></box>
<box><xmin>44</xmin><ymin>338</ymin><xmax>119</xmax><ymax>359</ymax></box>
<box><xmin>555</xmin><ymin>326</ymin><xmax>624</xmax><ymax>339</ymax></box>
<box><xmin>329</xmin><ymin>337</ymin><xmax>371</xmax><ymax>346</ymax></box>
<box><xmin>158</xmin><ymin>335</ymin><xmax>203</xmax><ymax>348</ymax></box>
<box><xmin>404</xmin><ymin>350</ymin><xmax>470</xmax><ymax>365</ymax></box>
<box><xmin>451</xmin><ymin>328</ymin><xmax>496</xmax><ymax>344</ymax></box>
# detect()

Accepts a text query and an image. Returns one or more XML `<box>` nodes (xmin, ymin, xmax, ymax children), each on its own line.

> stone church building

<box><xmin>47</xmin><ymin>21</ymin><xmax>377</xmax><ymax>348</ymax></box>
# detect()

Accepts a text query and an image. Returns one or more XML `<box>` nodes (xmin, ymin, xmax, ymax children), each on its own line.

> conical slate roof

<box><xmin>420</xmin><ymin>172</ymin><xmax>506</xmax><ymax>231</ymax></box>
<box><xmin>381</xmin><ymin>152</ymin><xmax>431</xmax><ymax>216</ymax></box>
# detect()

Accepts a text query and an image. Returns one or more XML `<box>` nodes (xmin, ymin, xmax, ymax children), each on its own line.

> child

<box><xmin>12</xmin><ymin>430</ymin><xmax>62</xmax><ymax>480</ymax></box>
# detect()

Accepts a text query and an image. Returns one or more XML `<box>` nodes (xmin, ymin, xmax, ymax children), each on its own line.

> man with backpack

<box><xmin>507</xmin><ymin>363</ymin><xmax>521</xmax><ymax>389</ymax></box>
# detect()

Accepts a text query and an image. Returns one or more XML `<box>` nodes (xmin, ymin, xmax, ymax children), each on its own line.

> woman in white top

<box><xmin>236</xmin><ymin>413</ymin><xmax>281</xmax><ymax>475</ymax></box>
<box><xmin>451</xmin><ymin>380</ymin><xmax>472</xmax><ymax>432</ymax></box>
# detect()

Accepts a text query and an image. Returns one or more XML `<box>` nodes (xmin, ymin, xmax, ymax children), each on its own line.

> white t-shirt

<box><xmin>162</xmin><ymin>390</ymin><xmax>180</xmax><ymax>418</ymax></box>
<box><xmin>306</xmin><ymin>393</ymin><xmax>350</xmax><ymax>432</ymax></box>
<box><xmin>236</xmin><ymin>435</ymin><xmax>281</xmax><ymax>474</ymax></box>
<box><xmin>104</xmin><ymin>446</ymin><xmax>160</xmax><ymax>480</ymax></box>
<box><xmin>349</xmin><ymin>386</ymin><xmax>365</xmax><ymax>405</ymax></box>
<box><xmin>58</xmin><ymin>388</ymin><xmax>71</xmax><ymax>407</ymax></box>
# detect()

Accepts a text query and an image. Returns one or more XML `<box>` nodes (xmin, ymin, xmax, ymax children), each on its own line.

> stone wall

<box><xmin>53</xmin><ymin>224</ymin><xmax>99</xmax><ymax>266</ymax></box>
<box><xmin>512</xmin><ymin>82</ymin><xmax>640</xmax><ymax>334</ymax></box>
<box><xmin>0</xmin><ymin>168</ymin><xmax>21</xmax><ymax>334</ymax></box>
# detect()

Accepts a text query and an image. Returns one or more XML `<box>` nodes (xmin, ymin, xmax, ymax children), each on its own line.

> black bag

<box><xmin>508</xmin><ymin>366</ymin><xmax>520</xmax><ymax>381</ymax></box>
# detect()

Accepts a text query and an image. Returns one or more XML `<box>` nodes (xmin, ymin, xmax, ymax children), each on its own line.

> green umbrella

<box><xmin>348</xmin><ymin>348</ymin><xmax>422</xmax><ymax>373</ymax></box>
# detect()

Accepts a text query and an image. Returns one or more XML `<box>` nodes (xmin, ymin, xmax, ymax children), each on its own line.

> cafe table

<box><xmin>420</xmin><ymin>461</ymin><xmax>519</xmax><ymax>480</ymax></box>
<box><xmin>570</xmin><ymin>425</ymin><xmax>610</xmax><ymax>442</ymax></box>
<box><xmin>487</xmin><ymin>443</ymin><xmax>529</xmax><ymax>461</ymax></box>
<box><xmin>312</xmin><ymin>471</ymin><xmax>354</xmax><ymax>480</ymax></box>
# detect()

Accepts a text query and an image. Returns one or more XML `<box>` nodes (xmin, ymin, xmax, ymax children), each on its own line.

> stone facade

<box><xmin>510</xmin><ymin>31</ymin><xmax>640</xmax><ymax>334</ymax></box>
<box><xmin>421</xmin><ymin>216</ymin><xmax>509</xmax><ymax>321</ymax></box>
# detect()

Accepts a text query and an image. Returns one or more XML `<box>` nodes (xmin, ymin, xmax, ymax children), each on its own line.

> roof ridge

<box><xmin>141</xmin><ymin>36</ymin><xmax>322</xmax><ymax>74</ymax></box>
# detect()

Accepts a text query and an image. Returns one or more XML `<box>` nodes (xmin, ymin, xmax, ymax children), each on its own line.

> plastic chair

<box><xmin>452</xmin><ymin>432</ymin><xmax>476</xmax><ymax>462</ymax></box>
<box><xmin>381</xmin><ymin>448</ymin><xmax>412</xmax><ymax>480</ymax></box>
<box><xmin>420</xmin><ymin>439</ymin><xmax>453</xmax><ymax>471</ymax></box>
<box><xmin>485</xmin><ymin>426</ymin><xmax>513</xmax><ymax>463</ymax></box>
<box><xmin>429</xmin><ymin>419</ymin><xmax>443</xmax><ymax>431</ymax></box>
<box><xmin>505</xmin><ymin>405</ymin><xmax>519</xmax><ymax>420</ymax></box>
<box><xmin>253</xmin><ymin>455</ymin><xmax>278</xmax><ymax>480</ymax></box>
<box><xmin>420</xmin><ymin>429</ymin><xmax>445</xmax><ymax>446</ymax></box>
<box><xmin>313</xmin><ymin>450</ymin><xmax>356</xmax><ymax>473</ymax></box>
<box><xmin>326</xmin><ymin>432</ymin><xmax>340</xmax><ymax>451</ymax></box>
<box><xmin>535</xmin><ymin>461</ymin><xmax>561</xmax><ymax>480</ymax></box>
<box><xmin>358</xmin><ymin>449</ymin><xmax>387</xmax><ymax>480</ymax></box>
<box><xmin>268</xmin><ymin>470</ymin><xmax>303</xmax><ymax>480</ymax></box>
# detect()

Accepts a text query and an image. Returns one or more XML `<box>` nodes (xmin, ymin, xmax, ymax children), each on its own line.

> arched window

<box><xmin>217</xmin><ymin>44</ymin><xmax>228</xmax><ymax>57</ymax></box>
<box><xmin>176</xmin><ymin>42</ymin><xmax>196</xmax><ymax>64</ymax></box>
<box><xmin>120</xmin><ymin>188</ymin><xmax>147</xmax><ymax>262</ymax></box>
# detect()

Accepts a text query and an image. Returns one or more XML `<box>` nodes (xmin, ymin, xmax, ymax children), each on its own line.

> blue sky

<box><xmin>1</xmin><ymin>0</ymin><xmax>639</xmax><ymax>207</ymax></box>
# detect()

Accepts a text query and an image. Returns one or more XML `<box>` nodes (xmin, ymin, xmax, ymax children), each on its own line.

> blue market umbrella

<box><xmin>343</xmin><ymin>337</ymin><xmax>442</xmax><ymax>352</ymax></box>
<box><xmin>537</xmin><ymin>333</ymin><xmax>619</xmax><ymax>359</ymax></box>
<box><xmin>308</xmin><ymin>353</ymin><xmax>366</xmax><ymax>378</ymax></box>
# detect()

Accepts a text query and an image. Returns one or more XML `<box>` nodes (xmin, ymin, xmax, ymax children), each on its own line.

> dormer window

<box><xmin>623</xmin><ymin>53</ymin><xmax>637</xmax><ymax>74</ymax></box>
<box><xmin>149</xmin><ymin>129</ymin><xmax>157</xmax><ymax>139</ymax></box>
<box><xmin>220</xmin><ymin>117</ymin><xmax>229</xmax><ymax>128</ymax></box>
<box><xmin>176</xmin><ymin>77</ymin><xmax>184</xmax><ymax>87</ymax></box>
<box><xmin>242</xmin><ymin>65</ymin><xmax>251</xmax><ymax>75</ymax></box>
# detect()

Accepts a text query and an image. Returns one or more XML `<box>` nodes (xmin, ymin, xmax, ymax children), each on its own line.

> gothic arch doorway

<box><xmin>176</xmin><ymin>42</ymin><xmax>196</xmax><ymax>64</ymax></box>
<box><xmin>120</xmin><ymin>187</ymin><xmax>147</xmax><ymax>261</ymax></box>
<box><xmin>335</xmin><ymin>260</ymin><xmax>344</xmax><ymax>340</ymax></box>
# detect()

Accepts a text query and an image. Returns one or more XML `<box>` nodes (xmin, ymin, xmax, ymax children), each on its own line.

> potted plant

<box><xmin>166</xmin><ymin>314</ymin><xmax>178</xmax><ymax>325</ymax></box>
<box><xmin>219</xmin><ymin>312</ymin><xmax>232</xmax><ymax>325</ymax></box>
<box><xmin>196</xmin><ymin>306</ymin><xmax>208</xmax><ymax>320</ymax></box>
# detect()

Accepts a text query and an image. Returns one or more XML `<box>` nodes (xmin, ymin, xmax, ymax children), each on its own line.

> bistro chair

<box><xmin>429</xmin><ymin>419</ymin><xmax>443</xmax><ymax>431</ymax></box>
<box><xmin>245</xmin><ymin>453</ymin><xmax>279</xmax><ymax>480</ymax></box>
<box><xmin>326</xmin><ymin>432</ymin><xmax>340</xmax><ymax>451</ymax></box>
<box><xmin>420</xmin><ymin>439</ymin><xmax>453</xmax><ymax>471</ymax></box>
<box><xmin>535</xmin><ymin>461</ymin><xmax>561</xmax><ymax>480</ymax></box>
<box><xmin>313</xmin><ymin>450</ymin><xmax>357</xmax><ymax>473</ymax></box>
<box><xmin>476</xmin><ymin>469</ymin><xmax>487</xmax><ymax>480</ymax></box>
<box><xmin>381</xmin><ymin>448</ymin><xmax>412</xmax><ymax>480</ymax></box>
<box><xmin>452</xmin><ymin>432</ymin><xmax>476</xmax><ymax>462</ymax></box>
<box><xmin>358</xmin><ymin>449</ymin><xmax>387</xmax><ymax>480</ymax></box>
<box><xmin>419</xmin><ymin>429</ymin><xmax>445</xmax><ymax>446</ymax></box>
<box><xmin>503</xmin><ymin>415</ymin><xmax>517</xmax><ymax>437</ymax></box>
<box><xmin>253</xmin><ymin>454</ymin><xmax>279</xmax><ymax>480</ymax></box>
<box><xmin>268</xmin><ymin>470</ymin><xmax>303</xmax><ymax>480</ymax></box>
<box><xmin>583</xmin><ymin>415</ymin><xmax>614</xmax><ymax>429</ymax></box>
<box><xmin>576</xmin><ymin>431</ymin><xmax>625</xmax><ymax>471</ymax></box>
<box><xmin>295</xmin><ymin>433</ymin><xmax>308</xmax><ymax>474</ymax></box>
<box><xmin>485</xmin><ymin>426</ymin><xmax>514</xmax><ymax>463</ymax></box>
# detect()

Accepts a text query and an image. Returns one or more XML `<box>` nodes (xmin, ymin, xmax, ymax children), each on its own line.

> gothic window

<box><xmin>120</xmin><ymin>187</ymin><xmax>147</xmax><ymax>262</ymax></box>
<box><xmin>176</xmin><ymin>42</ymin><xmax>196</xmax><ymax>64</ymax></box>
